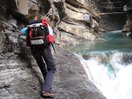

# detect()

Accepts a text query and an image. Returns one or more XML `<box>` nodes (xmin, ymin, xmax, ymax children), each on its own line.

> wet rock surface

<box><xmin>0</xmin><ymin>45</ymin><xmax>106</xmax><ymax>99</ymax></box>
<box><xmin>53</xmin><ymin>47</ymin><xmax>106</xmax><ymax>99</ymax></box>
<box><xmin>0</xmin><ymin>24</ymin><xmax>106</xmax><ymax>99</ymax></box>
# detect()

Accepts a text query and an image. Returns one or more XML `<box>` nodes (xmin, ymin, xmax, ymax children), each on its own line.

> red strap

<box><xmin>42</xmin><ymin>19</ymin><xmax>47</xmax><ymax>26</ymax></box>
<box><xmin>29</xmin><ymin>28</ymin><xmax>33</xmax><ymax>38</ymax></box>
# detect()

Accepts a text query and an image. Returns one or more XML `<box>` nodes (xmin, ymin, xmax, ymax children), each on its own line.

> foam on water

<box><xmin>76</xmin><ymin>52</ymin><xmax>132</xmax><ymax>99</ymax></box>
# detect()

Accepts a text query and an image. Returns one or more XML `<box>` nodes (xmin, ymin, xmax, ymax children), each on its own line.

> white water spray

<box><xmin>77</xmin><ymin>52</ymin><xmax>132</xmax><ymax>99</ymax></box>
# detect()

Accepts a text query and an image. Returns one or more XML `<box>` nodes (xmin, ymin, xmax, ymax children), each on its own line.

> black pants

<box><xmin>31</xmin><ymin>46</ymin><xmax>56</xmax><ymax>91</ymax></box>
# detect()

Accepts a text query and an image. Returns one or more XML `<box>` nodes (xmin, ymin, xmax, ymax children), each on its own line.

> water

<box><xmin>65</xmin><ymin>30</ymin><xmax>132</xmax><ymax>53</ymax></box>
<box><xmin>65</xmin><ymin>31</ymin><xmax>132</xmax><ymax>99</ymax></box>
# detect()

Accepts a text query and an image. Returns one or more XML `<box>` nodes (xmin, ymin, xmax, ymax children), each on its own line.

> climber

<box><xmin>20</xmin><ymin>5</ymin><xmax>56</xmax><ymax>98</ymax></box>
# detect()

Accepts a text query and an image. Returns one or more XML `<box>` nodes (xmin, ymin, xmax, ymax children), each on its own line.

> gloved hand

<box><xmin>42</xmin><ymin>19</ymin><xmax>47</xmax><ymax>26</ymax></box>
<box><xmin>46</xmin><ymin>35</ymin><xmax>54</xmax><ymax>43</ymax></box>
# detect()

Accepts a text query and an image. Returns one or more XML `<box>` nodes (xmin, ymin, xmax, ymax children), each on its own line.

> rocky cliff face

<box><xmin>0</xmin><ymin>26</ymin><xmax>106</xmax><ymax>99</ymax></box>
<box><xmin>0</xmin><ymin>0</ymin><xmax>99</xmax><ymax>40</ymax></box>
<box><xmin>0</xmin><ymin>0</ymin><xmax>107</xmax><ymax>99</ymax></box>
<box><xmin>1</xmin><ymin>0</ymin><xmax>131</xmax><ymax>35</ymax></box>
<box><xmin>37</xmin><ymin>0</ymin><xmax>132</xmax><ymax>33</ymax></box>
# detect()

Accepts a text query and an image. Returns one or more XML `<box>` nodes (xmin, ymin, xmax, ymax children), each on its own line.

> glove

<box><xmin>42</xmin><ymin>19</ymin><xmax>47</xmax><ymax>26</ymax></box>
<box><xmin>46</xmin><ymin>35</ymin><xmax>54</xmax><ymax>43</ymax></box>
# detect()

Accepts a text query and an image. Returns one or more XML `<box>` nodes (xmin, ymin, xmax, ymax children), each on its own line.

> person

<box><xmin>20</xmin><ymin>5</ymin><xmax>56</xmax><ymax>98</ymax></box>
<box><xmin>31</xmin><ymin>22</ymin><xmax>56</xmax><ymax>98</ymax></box>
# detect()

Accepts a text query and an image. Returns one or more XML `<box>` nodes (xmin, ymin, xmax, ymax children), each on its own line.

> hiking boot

<box><xmin>41</xmin><ymin>90</ymin><xmax>55</xmax><ymax>98</ymax></box>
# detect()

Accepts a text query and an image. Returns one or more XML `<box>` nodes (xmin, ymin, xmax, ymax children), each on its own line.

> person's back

<box><xmin>26</xmin><ymin>18</ymin><xmax>54</xmax><ymax>47</ymax></box>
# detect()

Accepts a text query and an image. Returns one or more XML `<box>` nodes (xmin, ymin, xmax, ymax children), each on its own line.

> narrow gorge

<box><xmin>0</xmin><ymin>0</ymin><xmax>132</xmax><ymax>99</ymax></box>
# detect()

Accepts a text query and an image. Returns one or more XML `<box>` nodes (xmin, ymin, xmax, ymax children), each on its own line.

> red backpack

<box><xmin>26</xmin><ymin>19</ymin><xmax>54</xmax><ymax>47</ymax></box>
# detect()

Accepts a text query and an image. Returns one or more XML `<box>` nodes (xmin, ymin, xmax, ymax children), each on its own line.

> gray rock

<box><xmin>0</xmin><ymin>39</ymin><xmax>106</xmax><ymax>99</ymax></box>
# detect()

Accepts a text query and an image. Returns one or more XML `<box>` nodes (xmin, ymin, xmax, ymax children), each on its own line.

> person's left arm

<box><xmin>46</xmin><ymin>25</ymin><xmax>54</xmax><ymax>43</ymax></box>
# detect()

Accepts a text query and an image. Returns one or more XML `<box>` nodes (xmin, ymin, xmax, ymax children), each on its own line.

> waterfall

<box><xmin>76</xmin><ymin>51</ymin><xmax>132</xmax><ymax>99</ymax></box>
<box><xmin>65</xmin><ymin>31</ymin><xmax>132</xmax><ymax>99</ymax></box>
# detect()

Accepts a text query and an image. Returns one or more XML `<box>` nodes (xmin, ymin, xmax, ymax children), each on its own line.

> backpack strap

<box><xmin>29</xmin><ymin>27</ymin><xmax>33</xmax><ymax>38</ymax></box>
